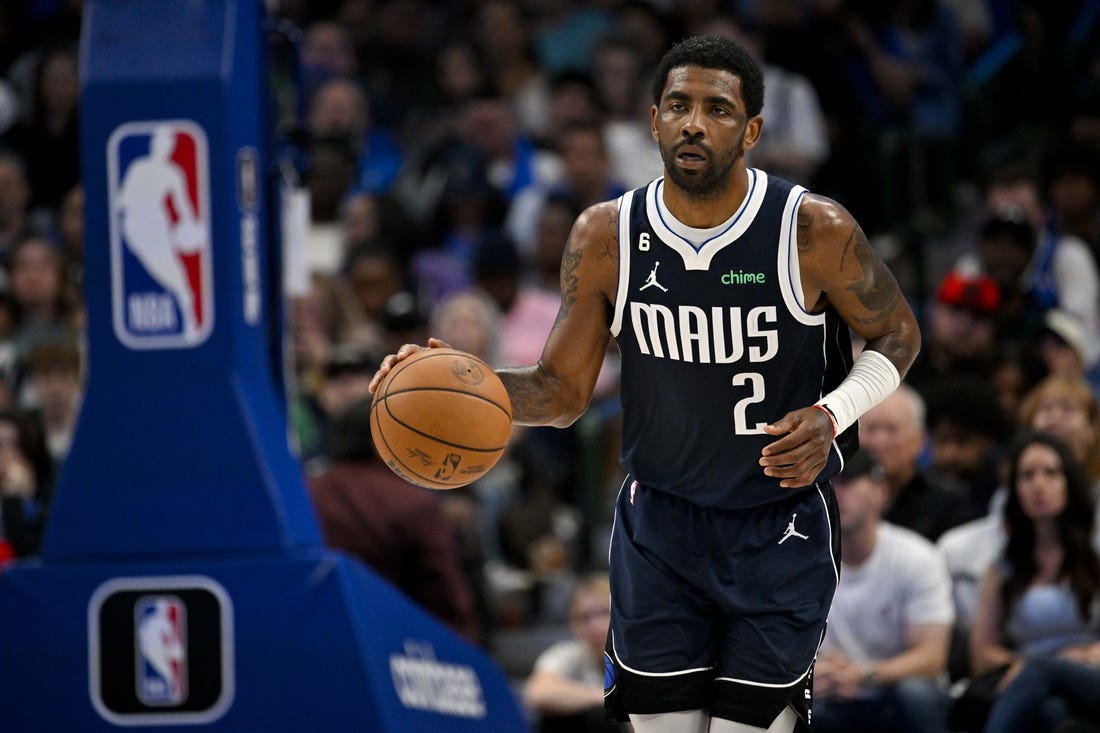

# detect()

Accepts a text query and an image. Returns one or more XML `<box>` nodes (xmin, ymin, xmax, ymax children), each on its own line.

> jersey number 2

<box><xmin>732</xmin><ymin>372</ymin><xmax>767</xmax><ymax>434</ymax></box>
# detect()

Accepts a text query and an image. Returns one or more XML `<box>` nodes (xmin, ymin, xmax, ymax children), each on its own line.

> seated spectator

<box><xmin>906</xmin><ymin>271</ymin><xmax>1002</xmax><ymax>397</ymax></box>
<box><xmin>1017</xmin><ymin>373</ymin><xmax>1100</xmax><ymax>494</ymax></box>
<box><xmin>0</xmin><ymin>43</ymin><xmax>79</xmax><ymax>214</ymax></box>
<box><xmin>860</xmin><ymin>383</ymin><xmax>977</xmax><ymax>541</ymax></box>
<box><xmin>429</xmin><ymin>286</ymin><xmax>501</xmax><ymax>366</ymax></box>
<box><xmin>952</xmin><ymin>432</ymin><xmax>1100</xmax><ymax>732</ymax></box>
<box><xmin>22</xmin><ymin>338</ymin><xmax>82</xmax><ymax>468</ymax></box>
<box><xmin>470</xmin><ymin>232</ymin><xmax>552</xmax><ymax>368</ymax></box>
<box><xmin>0</xmin><ymin>408</ymin><xmax>54</xmax><ymax>559</ymax></box>
<box><xmin>813</xmin><ymin>450</ymin><xmax>955</xmax><ymax>733</ymax></box>
<box><xmin>297</xmin><ymin>20</ymin><xmax>358</xmax><ymax>103</ymax></box>
<box><xmin>523</xmin><ymin>572</ymin><xmax>622</xmax><ymax>733</ymax></box>
<box><xmin>941</xmin><ymin>371</ymin><xmax>1100</xmax><ymax>679</ymax></box>
<box><xmin>505</xmin><ymin>122</ymin><xmax>626</xmax><ymax>255</ymax></box>
<box><xmin>305</xmin><ymin>76</ymin><xmax>403</xmax><ymax>197</ymax></box>
<box><xmin>306</xmin><ymin>394</ymin><xmax>477</xmax><ymax>642</ymax></box>
<box><xmin>924</xmin><ymin>375</ymin><xmax>1009</xmax><ymax>519</ymax></box>
<box><xmin>978</xmin><ymin>166</ymin><xmax>1100</xmax><ymax>371</ymax></box>
<box><xmin>8</xmin><ymin>233</ymin><xmax>79</xmax><ymax>345</ymax></box>
<box><xmin>1033</xmin><ymin>308</ymin><xmax>1091</xmax><ymax>386</ymax></box>
<box><xmin>298</xmin><ymin>342</ymin><xmax>378</xmax><ymax>472</ymax></box>
<box><xmin>341</xmin><ymin>243</ymin><xmax>405</xmax><ymax>352</ymax></box>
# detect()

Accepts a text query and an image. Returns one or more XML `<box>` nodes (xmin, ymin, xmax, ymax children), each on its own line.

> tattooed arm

<box><xmin>758</xmin><ymin>194</ymin><xmax>921</xmax><ymax>488</ymax></box>
<box><xmin>795</xmin><ymin>194</ymin><xmax>920</xmax><ymax>372</ymax></box>
<box><xmin>368</xmin><ymin>200</ymin><xmax>619</xmax><ymax>429</ymax></box>
<box><xmin>497</xmin><ymin>201</ymin><xmax>618</xmax><ymax>427</ymax></box>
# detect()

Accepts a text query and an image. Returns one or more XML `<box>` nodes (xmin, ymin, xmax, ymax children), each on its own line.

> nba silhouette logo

<box><xmin>135</xmin><ymin>595</ymin><xmax>188</xmax><ymax>706</ymax></box>
<box><xmin>108</xmin><ymin>120</ymin><xmax>214</xmax><ymax>349</ymax></box>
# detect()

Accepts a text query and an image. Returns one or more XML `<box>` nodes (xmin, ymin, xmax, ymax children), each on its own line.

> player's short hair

<box><xmin>651</xmin><ymin>34</ymin><xmax>764</xmax><ymax>118</ymax></box>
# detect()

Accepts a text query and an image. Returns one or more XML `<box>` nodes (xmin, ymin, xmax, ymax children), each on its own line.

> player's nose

<box><xmin>680</xmin><ymin>107</ymin><xmax>706</xmax><ymax>137</ymax></box>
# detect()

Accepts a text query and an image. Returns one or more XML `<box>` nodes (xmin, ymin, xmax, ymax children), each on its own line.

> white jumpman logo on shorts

<box><xmin>778</xmin><ymin>513</ymin><xmax>809</xmax><ymax>544</ymax></box>
<box><xmin>640</xmin><ymin>261</ymin><xmax>668</xmax><ymax>292</ymax></box>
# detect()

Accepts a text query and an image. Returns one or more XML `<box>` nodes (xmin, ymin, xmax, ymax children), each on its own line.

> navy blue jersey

<box><xmin>609</xmin><ymin>170</ymin><xmax>856</xmax><ymax>509</ymax></box>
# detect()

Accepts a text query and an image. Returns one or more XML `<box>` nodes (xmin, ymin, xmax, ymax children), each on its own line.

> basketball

<box><xmin>371</xmin><ymin>348</ymin><xmax>512</xmax><ymax>489</ymax></box>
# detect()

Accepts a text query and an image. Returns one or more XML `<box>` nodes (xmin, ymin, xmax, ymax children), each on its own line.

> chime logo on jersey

<box><xmin>108</xmin><ymin>120</ymin><xmax>213</xmax><ymax>349</ymax></box>
<box><xmin>135</xmin><ymin>595</ymin><xmax>187</xmax><ymax>706</ymax></box>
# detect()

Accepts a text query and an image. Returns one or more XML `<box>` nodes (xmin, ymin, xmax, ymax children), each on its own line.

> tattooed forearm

<box><xmin>498</xmin><ymin>365</ymin><xmax>563</xmax><ymax>426</ymax></box>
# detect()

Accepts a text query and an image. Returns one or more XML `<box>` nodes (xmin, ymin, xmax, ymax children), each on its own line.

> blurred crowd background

<box><xmin>3</xmin><ymin>1</ymin><xmax>1100</xmax><ymax>731</ymax></box>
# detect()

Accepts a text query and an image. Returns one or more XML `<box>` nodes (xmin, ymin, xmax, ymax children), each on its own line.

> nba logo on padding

<box><xmin>108</xmin><ymin>120</ymin><xmax>214</xmax><ymax>348</ymax></box>
<box><xmin>135</xmin><ymin>595</ymin><xmax>187</xmax><ymax>706</ymax></box>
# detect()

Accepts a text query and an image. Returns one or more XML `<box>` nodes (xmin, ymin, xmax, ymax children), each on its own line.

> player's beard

<box><xmin>659</xmin><ymin>132</ymin><xmax>744</xmax><ymax>199</ymax></box>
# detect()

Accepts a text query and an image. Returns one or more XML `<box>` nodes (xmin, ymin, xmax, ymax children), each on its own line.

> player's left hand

<box><xmin>759</xmin><ymin>406</ymin><xmax>835</xmax><ymax>488</ymax></box>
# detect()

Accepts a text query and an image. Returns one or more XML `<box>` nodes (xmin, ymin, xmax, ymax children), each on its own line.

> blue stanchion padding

<box><xmin>0</xmin><ymin>551</ymin><xmax>530</xmax><ymax>732</ymax></box>
<box><xmin>0</xmin><ymin>2</ymin><xmax>530</xmax><ymax>730</ymax></box>
<box><xmin>46</xmin><ymin>0</ymin><xmax>318</xmax><ymax>560</ymax></box>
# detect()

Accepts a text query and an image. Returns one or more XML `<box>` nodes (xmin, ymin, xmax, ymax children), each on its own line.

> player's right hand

<box><xmin>368</xmin><ymin>338</ymin><xmax>451</xmax><ymax>393</ymax></box>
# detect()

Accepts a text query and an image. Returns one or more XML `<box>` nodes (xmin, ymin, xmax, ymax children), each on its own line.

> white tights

<box><xmin>630</xmin><ymin>705</ymin><xmax>797</xmax><ymax>733</ymax></box>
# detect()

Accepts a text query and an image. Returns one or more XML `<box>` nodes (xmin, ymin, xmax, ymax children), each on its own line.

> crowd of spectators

<box><xmin>3</xmin><ymin>1</ymin><xmax>1100</xmax><ymax>731</ymax></box>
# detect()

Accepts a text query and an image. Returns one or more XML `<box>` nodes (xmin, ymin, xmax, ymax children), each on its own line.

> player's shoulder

<box><xmin>794</xmin><ymin>192</ymin><xmax>858</xmax><ymax>241</ymax></box>
<box><xmin>573</xmin><ymin>199</ymin><xmax>621</xmax><ymax>236</ymax></box>
<box><xmin>567</xmin><ymin>199</ymin><xmax>621</xmax><ymax>265</ymax></box>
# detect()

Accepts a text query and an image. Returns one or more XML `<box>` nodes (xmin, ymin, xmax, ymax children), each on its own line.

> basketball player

<box><xmin>371</xmin><ymin>35</ymin><xmax>920</xmax><ymax>733</ymax></box>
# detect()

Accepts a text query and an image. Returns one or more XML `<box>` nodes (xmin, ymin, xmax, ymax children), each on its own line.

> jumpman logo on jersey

<box><xmin>639</xmin><ymin>261</ymin><xmax>668</xmax><ymax>292</ymax></box>
<box><xmin>778</xmin><ymin>513</ymin><xmax>809</xmax><ymax>544</ymax></box>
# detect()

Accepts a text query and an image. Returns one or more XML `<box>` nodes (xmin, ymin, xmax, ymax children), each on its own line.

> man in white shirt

<box><xmin>813</xmin><ymin>450</ymin><xmax>955</xmax><ymax>733</ymax></box>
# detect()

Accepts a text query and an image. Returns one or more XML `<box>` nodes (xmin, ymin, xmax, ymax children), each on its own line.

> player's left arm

<box><xmin>761</xmin><ymin>194</ymin><xmax>921</xmax><ymax>487</ymax></box>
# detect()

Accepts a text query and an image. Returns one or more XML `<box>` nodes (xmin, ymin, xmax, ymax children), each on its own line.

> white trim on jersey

<box><xmin>778</xmin><ymin>186</ymin><xmax>848</xmax><ymax>467</ymax></box>
<box><xmin>776</xmin><ymin>185</ymin><xmax>824</xmax><ymax>327</ymax></box>
<box><xmin>646</xmin><ymin>169</ymin><xmax>769</xmax><ymax>271</ymax></box>
<box><xmin>610</xmin><ymin>191</ymin><xmax>634</xmax><ymax>338</ymax></box>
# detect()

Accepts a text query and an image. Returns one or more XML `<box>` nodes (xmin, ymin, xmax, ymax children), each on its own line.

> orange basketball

<box><xmin>371</xmin><ymin>348</ymin><xmax>512</xmax><ymax>489</ymax></box>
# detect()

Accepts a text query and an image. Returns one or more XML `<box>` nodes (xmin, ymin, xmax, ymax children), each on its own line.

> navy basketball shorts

<box><xmin>603</xmin><ymin>478</ymin><xmax>840</xmax><ymax>729</ymax></box>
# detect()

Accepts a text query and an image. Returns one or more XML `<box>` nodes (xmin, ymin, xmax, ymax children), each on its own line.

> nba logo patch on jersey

<box><xmin>135</xmin><ymin>595</ymin><xmax>188</xmax><ymax>706</ymax></box>
<box><xmin>108</xmin><ymin>120</ymin><xmax>214</xmax><ymax>349</ymax></box>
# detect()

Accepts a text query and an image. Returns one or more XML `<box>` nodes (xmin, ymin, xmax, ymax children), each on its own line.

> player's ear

<box><xmin>650</xmin><ymin>105</ymin><xmax>659</xmax><ymax>141</ymax></box>
<box><xmin>742</xmin><ymin>115</ymin><xmax>762</xmax><ymax>151</ymax></box>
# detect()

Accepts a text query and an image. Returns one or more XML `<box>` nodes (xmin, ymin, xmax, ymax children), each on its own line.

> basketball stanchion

<box><xmin>0</xmin><ymin>2</ymin><xmax>529</xmax><ymax>731</ymax></box>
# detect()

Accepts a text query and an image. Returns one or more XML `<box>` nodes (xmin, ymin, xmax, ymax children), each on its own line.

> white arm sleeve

<box><xmin>815</xmin><ymin>349</ymin><xmax>901</xmax><ymax>435</ymax></box>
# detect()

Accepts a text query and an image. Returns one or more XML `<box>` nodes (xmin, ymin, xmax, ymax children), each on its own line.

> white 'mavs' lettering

<box><xmin>630</xmin><ymin>303</ymin><xmax>778</xmax><ymax>364</ymax></box>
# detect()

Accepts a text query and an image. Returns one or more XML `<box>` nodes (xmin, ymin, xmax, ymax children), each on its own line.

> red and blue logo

<box><xmin>135</xmin><ymin>595</ymin><xmax>188</xmax><ymax>706</ymax></box>
<box><xmin>108</xmin><ymin>120</ymin><xmax>213</xmax><ymax>349</ymax></box>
